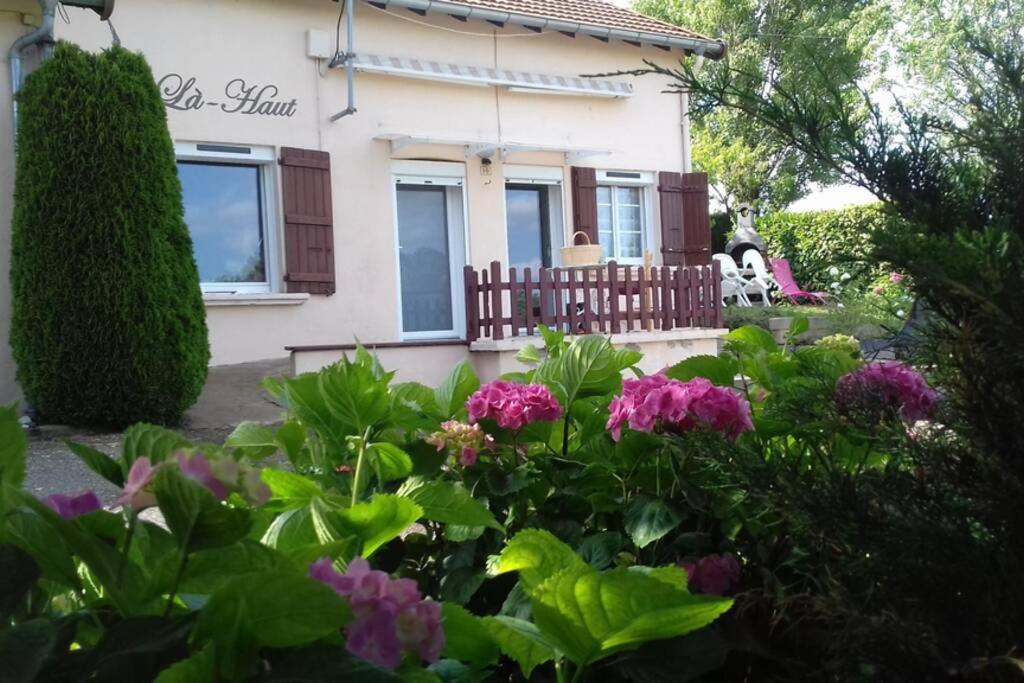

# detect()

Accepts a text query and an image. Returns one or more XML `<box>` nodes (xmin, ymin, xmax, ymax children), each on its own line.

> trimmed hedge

<box><xmin>756</xmin><ymin>204</ymin><xmax>894</xmax><ymax>292</ymax></box>
<box><xmin>10</xmin><ymin>43</ymin><xmax>209</xmax><ymax>426</ymax></box>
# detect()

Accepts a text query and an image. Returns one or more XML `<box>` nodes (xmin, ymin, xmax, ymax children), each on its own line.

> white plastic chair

<box><xmin>712</xmin><ymin>254</ymin><xmax>752</xmax><ymax>307</ymax></box>
<box><xmin>741</xmin><ymin>250</ymin><xmax>777</xmax><ymax>307</ymax></box>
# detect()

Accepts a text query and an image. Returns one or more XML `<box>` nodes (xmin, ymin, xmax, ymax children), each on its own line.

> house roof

<box><xmin>366</xmin><ymin>0</ymin><xmax>727</xmax><ymax>58</ymax></box>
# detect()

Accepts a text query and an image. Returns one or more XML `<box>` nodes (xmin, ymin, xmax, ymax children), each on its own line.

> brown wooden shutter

<box><xmin>279</xmin><ymin>147</ymin><xmax>335</xmax><ymax>295</ymax></box>
<box><xmin>658</xmin><ymin>171</ymin><xmax>685</xmax><ymax>266</ymax></box>
<box><xmin>681</xmin><ymin>171</ymin><xmax>712</xmax><ymax>266</ymax></box>
<box><xmin>570</xmin><ymin>166</ymin><xmax>599</xmax><ymax>246</ymax></box>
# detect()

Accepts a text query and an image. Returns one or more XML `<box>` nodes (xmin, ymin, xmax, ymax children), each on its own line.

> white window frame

<box><xmin>392</xmin><ymin>160</ymin><xmax>469</xmax><ymax>341</ymax></box>
<box><xmin>596</xmin><ymin>170</ymin><xmax>656</xmax><ymax>266</ymax></box>
<box><xmin>174</xmin><ymin>142</ymin><xmax>279</xmax><ymax>294</ymax></box>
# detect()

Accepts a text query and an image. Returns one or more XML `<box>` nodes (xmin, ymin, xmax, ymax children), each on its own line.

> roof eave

<box><xmin>365</xmin><ymin>0</ymin><xmax>728</xmax><ymax>59</ymax></box>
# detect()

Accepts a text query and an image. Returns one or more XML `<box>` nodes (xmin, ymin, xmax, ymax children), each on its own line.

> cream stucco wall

<box><xmin>290</xmin><ymin>329</ymin><xmax>727</xmax><ymax>386</ymax></box>
<box><xmin>0</xmin><ymin>0</ymin><xmax>696</xmax><ymax>401</ymax></box>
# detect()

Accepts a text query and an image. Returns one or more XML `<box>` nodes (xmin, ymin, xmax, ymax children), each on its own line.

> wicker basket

<box><xmin>560</xmin><ymin>231</ymin><xmax>602</xmax><ymax>267</ymax></box>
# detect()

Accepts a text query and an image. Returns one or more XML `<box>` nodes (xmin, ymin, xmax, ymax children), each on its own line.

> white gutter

<box><xmin>367</xmin><ymin>0</ymin><xmax>727</xmax><ymax>59</ymax></box>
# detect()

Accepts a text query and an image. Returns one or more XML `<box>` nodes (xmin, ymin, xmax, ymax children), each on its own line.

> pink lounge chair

<box><xmin>769</xmin><ymin>258</ymin><xmax>829</xmax><ymax>305</ymax></box>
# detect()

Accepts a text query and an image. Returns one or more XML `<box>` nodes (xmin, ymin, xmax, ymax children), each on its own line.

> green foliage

<box><xmin>493</xmin><ymin>530</ymin><xmax>732</xmax><ymax>676</ymax></box>
<box><xmin>6</xmin><ymin>326</ymin><xmax>1013</xmax><ymax>681</ymax></box>
<box><xmin>756</xmin><ymin>203</ymin><xmax>894</xmax><ymax>290</ymax></box>
<box><xmin>9</xmin><ymin>42</ymin><xmax>208</xmax><ymax>427</ymax></box>
<box><xmin>0</xmin><ymin>404</ymin><xmax>26</xmax><ymax>487</ymax></box>
<box><xmin>624</xmin><ymin>497</ymin><xmax>684</xmax><ymax>549</ymax></box>
<box><xmin>633</xmin><ymin>0</ymin><xmax>889</xmax><ymax>209</ymax></box>
<box><xmin>153</xmin><ymin>467</ymin><xmax>251</xmax><ymax>553</ymax></box>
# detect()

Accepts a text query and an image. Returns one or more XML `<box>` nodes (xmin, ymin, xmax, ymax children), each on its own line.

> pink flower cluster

<box><xmin>467</xmin><ymin>381</ymin><xmax>563</xmax><ymax>431</ymax></box>
<box><xmin>43</xmin><ymin>490</ymin><xmax>102</xmax><ymax>520</ymax></box>
<box><xmin>606</xmin><ymin>375</ymin><xmax>754</xmax><ymax>442</ymax></box>
<box><xmin>425</xmin><ymin>420</ymin><xmax>495</xmax><ymax>467</ymax></box>
<box><xmin>114</xmin><ymin>453</ymin><xmax>272</xmax><ymax>510</ymax></box>
<box><xmin>680</xmin><ymin>553</ymin><xmax>741</xmax><ymax>596</ymax></box>
<box><xmin>309</xmin><ymin>557</ymin><xmax>444</xmax><ymax>670</ymax></box>
<box><xmin>836</xmin><ymin>361</ymin><xmax>939</xmax><ymax>423</ymax></box>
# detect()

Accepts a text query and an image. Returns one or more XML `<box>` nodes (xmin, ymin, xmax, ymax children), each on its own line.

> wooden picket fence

<box><xmin>464</xmin><ymin>260</ymin><xmax>723</xmax><ymax>341</ymax></box>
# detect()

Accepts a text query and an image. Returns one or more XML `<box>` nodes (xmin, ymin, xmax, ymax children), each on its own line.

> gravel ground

<box><xmin>23</xmin><ymin>358</ymin><xmax>290</xmax><ymax>502</ymax></box>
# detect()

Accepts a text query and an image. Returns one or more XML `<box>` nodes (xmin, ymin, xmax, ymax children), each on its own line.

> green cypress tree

<box><xmin>10</xmin><ymin>42</ymin><xmax>209</xmax><ymax>427</ymax></box>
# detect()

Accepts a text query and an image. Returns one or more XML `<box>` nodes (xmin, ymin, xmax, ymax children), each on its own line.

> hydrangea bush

<box><xmin>0</xmin><ymin>324</ymin><xmax>958</xmax><ymax>681</ymax></box>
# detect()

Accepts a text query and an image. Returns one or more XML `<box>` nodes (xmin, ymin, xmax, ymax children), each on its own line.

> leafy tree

<box><xmin>629</xmin><ymin>0</ymin><xmax>1024</xmax><ymax>673</ymax></box>
<box><xmin>634</xmin><ymin>0</ymin><xmax>888</xmax><ymax>211</ymax></box>
<box><xmin>10</xmin><ymin>43</ymin><xmax>209</xmax><ymax>426</ymax></box>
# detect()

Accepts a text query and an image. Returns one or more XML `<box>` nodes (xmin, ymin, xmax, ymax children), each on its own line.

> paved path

<box><xmin>24</xmin><ymin>358</ymin><xmax>290</xmax><ymax>502</ymax></box>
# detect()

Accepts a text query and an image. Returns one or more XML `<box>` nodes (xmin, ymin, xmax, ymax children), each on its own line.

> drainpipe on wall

<box><xmin>680</xmin><ymin>55</ymin><xmax>706</xmax><ymax>174</ymax></box>
<box><xmin>329</xmin><ymin>0</ymin><xmax>357</xmax><ymax>121</ymax></box>
<box><xmin>9</xmin><ymin>0</ymin><xmax>59</xmax><ymax>143</ymax></box>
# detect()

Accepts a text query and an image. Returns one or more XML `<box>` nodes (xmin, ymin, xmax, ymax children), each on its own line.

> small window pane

<box><xmin>617</xmin><ymin>204</ymin><xmax>641</xmax><ymax>231</ymax></box>
<box><xmin>178</xmin><ymin>162</ymin><xmax>266</xmax><ymax>284</ymax></box>
<box><xmin>616</xmin><ymin>186</ymin><xmax>641</xmax><ymax>206</ymax></box>
<box><xmin>597</xmin><ymin>186</ymin><xmax>612</xmax><ymax>205</ymax></box>
<box><xmin>620</xmin><ymin>231</ymin><xmax>642</xmax><ymax>258</ymax></box>
<box><xmin>599</xmin><ymin>230</ymin><xmax>614</xmax><ymax>260</ymax></box>
<box><xmin>598</xmin><ymin>204</ymin><xmax>613</xmax><ymax>231</ymax></box>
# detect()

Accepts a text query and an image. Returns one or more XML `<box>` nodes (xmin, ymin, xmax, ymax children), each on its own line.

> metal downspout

<box><xmin>680</xmin><ymin>55</ymin><xmax>706</xmax><ymax>174</ymax></box>
<box><xmin>9</xmin><ymin>0</ymin><xmax>58</xmax><ymax>142</ymax></box>
<box><xmin>329</xmin><ymin>0</ymin><xmax>357</xmax><ymax>121</ymax></box>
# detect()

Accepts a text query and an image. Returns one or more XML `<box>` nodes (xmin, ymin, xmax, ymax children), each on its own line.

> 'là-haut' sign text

<box><xmin>158</xmin><ymin>74</ymin><xmax>298</xmax><ymax>117</ymax></box>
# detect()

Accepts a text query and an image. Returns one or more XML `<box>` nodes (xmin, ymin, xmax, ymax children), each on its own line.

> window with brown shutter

<box><xmin>680</xmin><ymin>172</ymin><xmax>712</xmax><ymax>266</ymax></box>
<box><xmin>570</xmin><ymin>166</ymin><xmax>599</xmax><ymax>246</ymax></box>
<box><xmin>658</xmin><ymin>171</ymin><xmax>685</xmax><ymax>266</ymax></box>
<box><xmin>659</xmin><ymin>170</ymin><xmax>712</xmax><ymax>267</ymax></box>
<box><xmin>279</xmin><ymin>147</ymin><xmax>335</xmax><ymax>295</ymax></box>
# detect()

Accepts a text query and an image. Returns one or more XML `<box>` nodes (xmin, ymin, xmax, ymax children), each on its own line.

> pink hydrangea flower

<box><xmin>606</xmin><ymin>375</ymin><xmax>753</xmax><ymax>441</ymax></box>
<box><xmin>459</xmin><ymin>447</ymin><xmax>478</xmax><ymax>467</ymax></box>
<box><xmin>309</xmin><ymin>557</ymin><xmax>445</xmax><ymax>670</ymax></box>
<box><xmin>889</xmin><ymin>271</ymin><xmax>904</xmax><ymax>283</ymax></box>
<box><xmin>836</xmin><ymin>361</ymin><xmax>939</xmax><ymax>423</ymax></box>
<box><xmin>43</xmin><ymin>490</ymin><xmax>102</xmax><ymax>519</ymax></box>
<box><xmin>681</xmin><ymin>553</ymin><xmax>741</xmax><ymax>595</ymax></box>
<box><xmin>466</xmin><ymin>381</ymin><xmax>563</xmax><ymax>431</ymax></box>
<box><xmin>177</xmin><ymin>453</ymin><xmax>229</xmax><ymax>501</ymax></box>
<box><xmin>425</xmin><ymin>420</ymin><xmax>494</xmax><ymax>468</ymax></box>
<box><xmin>114</xmin><ymin>457</ymin><xmax>158</xmax><ymax>510</ymax></box>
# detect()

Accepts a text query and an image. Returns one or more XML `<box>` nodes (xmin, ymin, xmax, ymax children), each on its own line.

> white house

<box><xmin>0</xmin><ymin>0</ymin><xmax>727</xmax><ymax>402</ymax></box>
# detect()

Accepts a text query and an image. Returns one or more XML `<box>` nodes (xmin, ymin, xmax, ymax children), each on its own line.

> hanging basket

<box><xmin>560</xmin><ymin>231</ymin><xmax>602</xmax><ymax>267</ymax></box>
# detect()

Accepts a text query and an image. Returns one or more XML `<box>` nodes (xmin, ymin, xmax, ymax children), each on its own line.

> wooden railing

<box><xmin>464</xmin><ymin>260</ymin><xmax>723</xmax><ymax>341</ymax></box>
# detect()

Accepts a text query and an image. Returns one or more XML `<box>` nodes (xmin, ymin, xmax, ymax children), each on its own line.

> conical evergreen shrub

<box><xmin>10</xmin><ymin>42</ymin><xmax>209</xmax><ymax>426</ymax></box>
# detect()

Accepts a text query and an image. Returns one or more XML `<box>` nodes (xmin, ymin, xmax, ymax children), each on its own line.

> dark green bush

<box><xmin>711</xmin><ymin>211</ymin><xmax>732</xmax><ymax>253</ymax></box>
<box><xmin>757</xmin><ymin>204</ymin><xmax>896</xmax><ymax>291</ymax></box>
<box><xmin>10</xmin><ymin>43</ymin><xmax>208</xmax><ymax>427</ymax></box>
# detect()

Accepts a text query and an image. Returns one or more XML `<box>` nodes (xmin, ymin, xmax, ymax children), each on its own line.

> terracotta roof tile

<box><xmin>439</xmin><ymin>0</ymin><xmax>715</xmax><ymax>43</ymax></box>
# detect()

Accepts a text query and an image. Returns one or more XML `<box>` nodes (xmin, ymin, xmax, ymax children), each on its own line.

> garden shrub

<box><xmin>10</xmin><ymin>42</ymin><xmax>208</xmax><ymax>426</ymax></box>
<box><xmin>757</xmin><ymin>203</ymin><xmax>897</xmax><ymax>291</ymax></box>
<box><xmin>2</xmin><ymin>330</ymin><xmax>1016</xmax><ymax>681</ymax></box>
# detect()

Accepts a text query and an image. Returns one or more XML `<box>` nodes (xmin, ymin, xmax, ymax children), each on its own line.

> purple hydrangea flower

<box><xmin>43</xmin><ymin>490</ymin><xmax>102</xmax><ymax>519</ymax></box>
<box><xmin>681</xmin><ymin>553</ymin><xmax>741</xmax><ymax>595</ymax></box>
<box><xmin>836</xmin><ymin>361</ymin><xmax>939</xmax><ymax>423</ymax></box>
<box><xmin>308</xmin><ymin>557</ymin><xmax>444</xmax><ymax>670</ymax></box>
